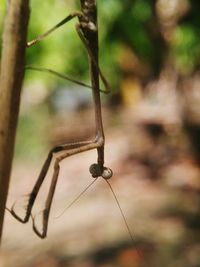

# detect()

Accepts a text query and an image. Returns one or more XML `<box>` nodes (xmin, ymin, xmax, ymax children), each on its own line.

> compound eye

<box><xmin>102</xmin><ymin>167</ymin><xmax>113</xmax><ymax>180</ymax></box>
<box><xmin>89</xmin><ymin>163</ymin><xmax>101</xmax><ymax>178</ymax></box>
<box><xmin>87</xmin><ymin>21</ymin><xmax>97</xmax><ymax>31</ymax></box>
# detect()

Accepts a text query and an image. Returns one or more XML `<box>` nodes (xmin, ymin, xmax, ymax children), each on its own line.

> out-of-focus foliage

<box><xmin>26</xmin><ymin>0</ymin><xmax>85</xmax><ymax>86</ymax></box>
<box><xmin>172</xmin><ymin>0</ymin><xmax>200</xmax><ymax>74</ymax></box>
<box><xmin>1</xmin><ymin>0</ymin><xmax>200</xmax><ymax>158</ymax></box>
<box><xmin>0</xmin><ymin>0</ymin><xmax>5</xmax><ymax>57</ymax></box>
<box><xmin>1</xmin><ymin>2</ymin><xmax>200</xmax><ymax>267</ymax></box>
<box><xmin>1</xmin><ymin>0</ymin><xmax>200</xmax><ymax>159</ymax></box>
<box><xmin>1</xmin><ymin>0</ymin><xmax>200</xmax><ymax>86</ymax></box>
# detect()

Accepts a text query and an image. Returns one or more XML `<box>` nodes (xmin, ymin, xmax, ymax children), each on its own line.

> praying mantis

<box><xmin>8</xmin><ymin>3</ymin><xmax>140</xmax><ymax>260</ymax></box>
<box><xmin>9</xmin><ymin>0</ymin><xmax>113</xmax><ymax>239</ymax></box>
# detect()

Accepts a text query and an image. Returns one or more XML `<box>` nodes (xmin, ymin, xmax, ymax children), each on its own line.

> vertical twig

<box><xmin>0</xmin><ymin>0</ymin><xmax>29</xmax><ymax>244</ymax></box>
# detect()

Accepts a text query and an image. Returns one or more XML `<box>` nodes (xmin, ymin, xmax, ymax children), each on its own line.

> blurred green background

<box><xmin>1</xmin><ymin>0</ymin><xmax>200</xmax><ymax>160</ymax></box>
<box><xmin>1</xmin><ymin>1</ymin><xmax>200</xmax><ymax>267</ymax></box>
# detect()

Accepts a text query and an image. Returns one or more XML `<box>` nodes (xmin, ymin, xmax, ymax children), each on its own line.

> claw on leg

<box><xmin>7</xmin><ymin>197</ymin><xmax>31</xmax><ymax>223</ymax></box>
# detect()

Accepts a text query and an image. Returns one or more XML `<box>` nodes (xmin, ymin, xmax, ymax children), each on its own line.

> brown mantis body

<box><xmin>10</xmin><ymin>0</ymin><xmax>113</xmax><ymax>239</ymax></box>
<box><xmin>8</xmin><ymin>3</ymin><xmax>146</xmax><ymax>263</ymax></box>
<box><xmin>8</xmin><ymin>1</ymin><xmax>146</xmax><ymax>264</ymax></box>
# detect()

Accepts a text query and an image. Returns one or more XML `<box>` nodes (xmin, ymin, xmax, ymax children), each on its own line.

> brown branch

<box><xmin>0</xmin><ymin>0</ymin><xmax>29</xmax><ymax>244</ymax></box>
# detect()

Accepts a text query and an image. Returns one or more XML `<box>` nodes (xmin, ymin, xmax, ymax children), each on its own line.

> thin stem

<box><xmin>55</xmin><ymin>177</ymin><xmax>98</xmax><ymax>219</ymax></box>
<box><xmin>0</xmin><ymin>0</ymin><xmax>29</xmax><ymax>244</ymax></box>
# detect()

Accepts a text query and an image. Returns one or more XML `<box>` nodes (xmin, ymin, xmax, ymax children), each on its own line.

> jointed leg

<box><xmin>31</xmin><ymin>139</ymin><xmax>107</xmax><ymax>238</ymax></box>
<box><xmin>75</xmin><ymin>23</ymin><xmax>111</xmax><ymax>93</ymax></box>
<box><xmin>10</xmin><ymin>151</ymin><xmax>53</xmax><ymax>223</ymax></box>
<box><xmin>27</xmin><ymin>12</ymin><xmax>83</xmax><ymax>47</ymax></box>
<box><xmin>26</xmin><ymin>12</ymin><xmax>111</xmax><ymax>94</ymax></box>
<box><xmin>32</xmin><ymin>158</ymin><xmax>60</xmax><ymax>238</ymax></box>
<box><xmin>25</xmin><ymin>66</ymin><xmax>107</xmax><ymax>94</ymax></box>
<box><xmin>10</xmin><ymin>140</ymin><xmax>94</xmax><ymax>224</ymax></box>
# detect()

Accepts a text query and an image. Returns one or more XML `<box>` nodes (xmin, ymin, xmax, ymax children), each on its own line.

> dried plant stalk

<box><xmin>0</xmin><ymin>0</ymin><xmax>29</xmax><ymax>243</ymax></box>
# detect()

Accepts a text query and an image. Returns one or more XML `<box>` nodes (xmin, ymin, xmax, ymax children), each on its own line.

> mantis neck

<box><xmin>80</xmin><ymin>0</ymin><xmax>105</xmax><ymax>167</ymax></box>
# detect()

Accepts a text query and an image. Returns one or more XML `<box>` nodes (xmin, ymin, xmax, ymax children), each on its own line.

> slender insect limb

<box><xmin>32</xmin><ymin>159</ymin><xmax>60</xmax><ymax>238</ymax></box>
<box><xmin>26</xmin><ymin>14</ymin><xmax>111</xmax><ymax>94</ymax></box>
<box><xmin>9</xmin><ymin>140</ymin><xmax>94</xmax><ymax>224</ymax></box>
<box><xmin>27</xmin><ymin>12</ymin><xmax>83</xmax><ymax>47</ymax></box>
<box><xmin>75</xmin><ymin>23</ymin><xmax>111</xmax><ymax>94</ymax></box>
<box><xmin>25</xmin><ymin>66</ymin><xmax>107</xmax><ymax>93</ymax></box>
<box><xmin>9</xmin><ymin>152</ymin><xmax>53</xmax><ymax>223</ymax></box>
<box><xmin>31</xmin><ymin>139</ymin><xmax>107</xmax><ymax>238</ymax></box>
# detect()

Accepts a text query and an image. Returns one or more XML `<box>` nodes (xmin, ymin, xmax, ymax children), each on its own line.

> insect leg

<box><xmin>31</xmin><ymin>140</ymin><xmax>103</xmax><ymax>238</ymax></box>
<box><xmin>25</xmin><ymin>66</ymin><xmax>107</xmax><ymax>93</ymax></box>
<box><xmin>9</xmin><ymin>140</ymin><xmax>93</xmax><ymax>224</ymax></box>
<box><xmin>75</xmin><ymin>23</ymin><xmax>112</xmax><ymax>94</ymax></box>
<box><xmin>27</xmin><ymin>12</ymin><xmax>83</xmax><ymax>47</ymax></box>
